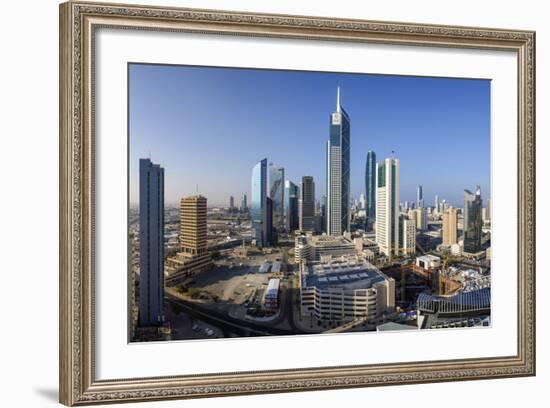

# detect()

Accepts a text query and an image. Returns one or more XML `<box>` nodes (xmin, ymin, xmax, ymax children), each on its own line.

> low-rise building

<box><xmin>271</xmin><ymin>261</ymin><xmax>282</xmax><ymax>274</ymax></box>
<box><xmin>362</xmin><ymin>249</ymin><xmax>375</xmax><ymax>262</ymax></box>
<box><xmin>415</xmin><ymin>254</ymin><xmax>441</xmax><ymax>270</ymax></box>
<box><xmin>450</xmin><ymin>243</ymin><xmax>462</xmax><ymax>256</ymax></box>
<box><xmin>259</xmin><ymin>262</ymin><xmax>271</xmax><ymax>273</ymax></box>
<box><xmin>263</xmin><ymin>278</ymin><xmax>280</xmax><ymax>310</ymax></box>
<box><xmin>294</xmin><ymin>233</ymin><xmax>357</xmax><ymax>264</ymax></box>
<box><xmin>294</xmin><ymin>234</ymin><xmax>313</xmax><ymax>264</ymax></box>
<box><xmin>299</xmin><ymin>255</ymin><xmax>395</xmax><ymax>322</ymax></box>
<box><xmin>362</xmin><ymin>238</ymin><xmax>380</xmax><ymax>254</ymax></box>
<box><xmin>165</xmin><ymin>254</ymin><xmax>212</xmax><ymax>286</ymax></box>
<box><xmin>416</xmin><ymin>288</ymin><xmax>491</xmax><ymax>328</ymax></box>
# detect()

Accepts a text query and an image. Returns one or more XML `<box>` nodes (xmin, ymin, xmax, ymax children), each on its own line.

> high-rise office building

<box><xmin>401</xmin><ymin>217</ymin><xmax>416</xmax><ymax>255</ymax></box>
<box><xmin>320</xmin><ymin>195</ymin><xmax>327</xmax><ymax>233</ymax></box>
<box><xmin>484</xmin><ymin>198</ymin><xmax>491</xmax><ymax>222</ymax></box>
<box><xmin>376</xmin><ymin>158</ymin><xmax>400</xmax><ymax>257</ymax></box>
<box><xmin>435</xmin><ymin>195</ymin><xmax>439</xmax><ymax>213</ymax></box>
<box><xmin>417</xmin><ymin>185</ymin><xmax>424</xmax><ymax>208</ymax></box>
<box><xmin>180</xmin><ymin>195</ymin><xmax>208</xmax><ymax>258</ymax></box>
<box><xmin>229</xmin><ymin>195</ymin><xmax>235</xmax><ymax>211</ymax></box>
<box><xmin>365</xmin><ymin>150</ymin><xmax>376</xmax><ymax>220</ymax></box>
<box><xmin>413</xmin><ymin>207</ymin><xmax>428</xmax><ymax>231</ymax></box>
<box><xmin>266</xmin><ymin>197</ymin><xmax>275</xmax><ymax>244</ymax></box>
<box><xmin>439</xmin><ymin>199</ymin><xmax>449</xmax><ymax>214</ymax></box>
<box><xmin>463</xmin><ymin>186</ymin><xmax>483</xmax><ymax>253</ymax></box>
<box><xmin>299</xmin><ymin>176</ymin><xmax>315</xmax><ymax>232</ymax></box>
<box><xmin>442</xmin><ymin>207</ymin><xmax>458</xmax><ymax>246</ymax></box>
<box><xmin>240</xmin><ymin>193</ymin><xmax>248</xmax><ymax>213</ymax></box>
<box><xmin>359</xmin><ymin>193</ymin><xmax>366</xmax><ymax>210</ymax></box>
<box><xmin>269</xmin><ymin>164</ymin><xmax>285</xmax><ymax>231</ymax></box>
<box><xmin>139</xmin><ymin>158</ymin><xmax>165</xmax><ymax>327</ymax></box>
<box><xmin>285</xmin><ymin>180</ymin><xmax>299</xmax><ymax>232</ymax></box>
<box><xmin>251</xmin><ymin>159</ymin><xmax>272</xmax><ymax>248</ymax></box>
<box><xmin>164</xmin><ymin>195</ymin><xmax>212</xmax><ymax>286</ymax></box>
<box><xmin>482</xmin><ymin>207</ymin><xmax>491</xmax><ymax>224</ymax></box>
<box><xmin>326</xmin><ymin>87</ymin><xmax>351</xmax><ymax>236</ymax></box>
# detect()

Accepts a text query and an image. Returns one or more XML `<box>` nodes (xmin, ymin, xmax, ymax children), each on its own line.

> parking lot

<box><xmin>187</xmin><ymin>248</ymin><xmax>287</xmax><ymax>307</ymax></box>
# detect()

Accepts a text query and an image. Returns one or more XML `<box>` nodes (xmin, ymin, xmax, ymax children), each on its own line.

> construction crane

<box><xmin>439</xmin><ymin>254</ymin><xmax>450</xmax><ymax>295</ymax></box>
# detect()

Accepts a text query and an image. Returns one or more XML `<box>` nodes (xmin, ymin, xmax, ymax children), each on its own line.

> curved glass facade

<box><xmin>269</xmin><ymin>164</ymin><xmax>285</xmax><ymax>231</ymax></box>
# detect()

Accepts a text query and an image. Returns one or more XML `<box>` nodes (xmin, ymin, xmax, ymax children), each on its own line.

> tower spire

<box><xmin>336</xmin><ymin>86</ymin><xmax>341</xmax><ymax>113</ymax></box>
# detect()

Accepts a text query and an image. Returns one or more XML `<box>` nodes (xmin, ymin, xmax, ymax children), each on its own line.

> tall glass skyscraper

<box><xmin>251</xmin><ymin>159</ymin><xmax>272</xmax><ymax>248</ymax></box>
<box><xmin>463</xmin><ymin>186</ymin><xmax>483</xmax><ymax>253</ymax></box>
<box><xmin>326</xmin><ymin>87</ymin><xmax>351</xmax><ymax>236</ymax></box>
<box><xmin>375</xmin><ymin>158</ymin><xmax>400</xmax><ymax>258</ymax></box>
<box><xmin>299</xmin><ymin>176</ymin><xmax>315</xmax><ymax>232</ymax></box>
<box><xmin>269</xmin><ymin>163</ymin><xmax>285</xmax><ymax>232</ymax></box>
<box><xmin>139</xmin><ymin>158</ymin><xmax>165</xmax><ymax>327</ymax></box>
<box><xmin>417</xmin><ymin>185</ymin><xmax>424</xmax><ymax>208</ymax></box>
<box><xmin>284</xmin><ymin>180</ymin><xmax>299</xmax><ymax>232</ymax></box>
<box><xmin>320</xmin><ymin>194</ymin><xmax>327</xmax><ymax>233</ymax></box>
<box><xmin>240</xmin><ymin>193</ymin><xmax>247</xmax><ymax>213</ymax></box>
<box><xmin>365</xmin><ymin>150</ymin><xmax>376</xmax><ymax>221</ymax></box>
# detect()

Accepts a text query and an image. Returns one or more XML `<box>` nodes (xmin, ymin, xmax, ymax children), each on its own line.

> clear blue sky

<box><xmin>129</xmin><ymin>63</ymin><xmax>490</xmax><ymax>208</ymax></box>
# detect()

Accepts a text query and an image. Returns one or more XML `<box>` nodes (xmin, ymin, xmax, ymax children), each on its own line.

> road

<box><xmin>165</xmin><ymin>292</ymin><xmax>308</xmax><ymax>337</ymax></box>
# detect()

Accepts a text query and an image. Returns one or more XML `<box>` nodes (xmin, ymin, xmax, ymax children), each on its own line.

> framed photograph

<box><xmin>59</xmin><ymin>1</ymin><xmax>536</xmax><ymax>405</ymax></box>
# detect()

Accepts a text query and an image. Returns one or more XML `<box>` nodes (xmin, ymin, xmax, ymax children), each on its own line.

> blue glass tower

<box><xmin>299</xmin><ymin>176</ymin><xmax>315</xmax><ymax>232</ymax></box>
<box><xmin>326</xmin><ymin>87</ymin><xmax>351</xmax><ymax>236</ymax></box>
<box><xmin>139</xmin><ymin>158</ymin><xmax>165</xmax><ymax>327</ymax></box>
<box><xmin>284</xmin><ymin>180</ymin><xmax>299</xmax><ymax>232</ymax></box>
<box><xmin>417</xmin><ymin>185</ymin><xmax>424</xmax><ymax>208</ymax></box>
<box><xmin>251</xmin><ymin>159</ymin><xmax>272</xmax><ymax>248</ymax></box>
<box><xmin>365</xmin><ymin>150</ymin><xmax>376</xmax><ymax>221</ymax></box>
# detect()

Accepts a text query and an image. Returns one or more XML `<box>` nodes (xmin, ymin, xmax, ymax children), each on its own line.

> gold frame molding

<box><xmin>59</xmin><ymin>1</ymin><xmax>536</xmax><ymax>405</ymax></box>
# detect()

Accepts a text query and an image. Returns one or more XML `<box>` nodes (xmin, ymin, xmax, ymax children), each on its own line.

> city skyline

<box><xmin>129</xmin><ymin>63</ymin><xmax>491</xmax><ymax>207</ymax></box>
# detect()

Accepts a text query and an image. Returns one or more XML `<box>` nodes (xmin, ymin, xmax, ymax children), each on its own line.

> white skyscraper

<box><xmin>359</xmin><ymin>193</ymin><xmax>366</xmax><ymax>210</ymax></box>
<box><xmin>375</xmin><ymin>158</ymin><xmax>399</xmax><ymax>257</ymax></box>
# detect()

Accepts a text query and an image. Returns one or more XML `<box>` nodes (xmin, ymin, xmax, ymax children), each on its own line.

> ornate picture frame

<box><xmin>59</xmin><ymin>1</ymin><xmax>535</xmax><ymax>405</ymax></box>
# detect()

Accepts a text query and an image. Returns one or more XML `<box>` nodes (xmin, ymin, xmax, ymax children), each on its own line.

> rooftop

<box><xmin>311</xmin><ymin>235</ymin><xmax>355</xmax><ymax>248</ymax></box>
<box><xmin>266</xmin><ymin>278</ymin><xmax>280</xmax><ymax>296</ymax></box>
<box><xmin>302</xmin><ymin>255</ymin><xmax>388</xmax><ymax>291</ymax></box>
<box><xmin>417</xmin><ymin>254</ymin><xmax>441</xmax><ymax>262</ymax></box>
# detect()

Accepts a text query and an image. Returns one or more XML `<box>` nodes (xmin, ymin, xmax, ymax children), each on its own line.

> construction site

<box><xmin>382</xmin><ymin>252</ymin><xmax>490</xmax><ymax>310</ymax></box>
